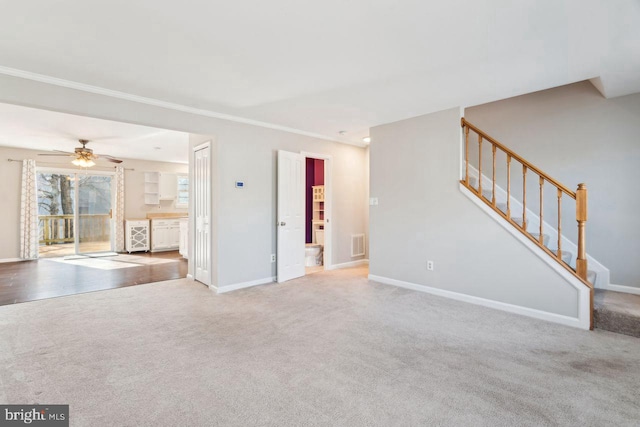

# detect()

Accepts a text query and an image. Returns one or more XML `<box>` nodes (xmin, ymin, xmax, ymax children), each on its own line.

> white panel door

<box><xmin>194</xmin><ymin>143</ymin><xmax>211</xmax><ymax>286</ymax></box>
<box><xmin>277</xmin><ymin>150</ymin><xmax>305</xmax><ymax>282</ymax></box>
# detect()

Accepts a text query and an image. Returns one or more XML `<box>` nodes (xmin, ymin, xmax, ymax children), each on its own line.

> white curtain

<box><xmin>113</xmin><ymin>166</ymin><xmax>125</xmax><ymax>252</ymax></box>
<box><xmin>20</xmin><ymin>159</ymin><xmax>39</xmax><ymax>259</ymax></box>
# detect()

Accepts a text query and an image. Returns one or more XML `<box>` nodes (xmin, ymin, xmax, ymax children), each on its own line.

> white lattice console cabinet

<box><xmin>125</xmin><ymin>219</ymin><xmax>150</xmax><ymax>253</ymax></box>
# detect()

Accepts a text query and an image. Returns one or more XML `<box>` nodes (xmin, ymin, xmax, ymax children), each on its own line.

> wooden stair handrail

<box><xmin>460</xmin><ymin>117</ymin><xmax>592</xmax><ymax>329</ymax></box>
<box><xmin>461</xmin><ymin>118</ymin><xmax>576</xmax><ymax>199</ymax></box>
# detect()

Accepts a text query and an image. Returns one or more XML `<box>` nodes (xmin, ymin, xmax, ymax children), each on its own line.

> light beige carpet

<box><xmin>1</xmin><ymin>266</ymin><xmax>639</xmax><ymax>426</ymax></box>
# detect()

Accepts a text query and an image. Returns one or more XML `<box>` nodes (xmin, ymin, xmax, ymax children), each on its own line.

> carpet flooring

<box><xmin>594</xmin><ymin>289</ymin><xmax>640</xmax><ymax>337</ymax></box>
<box><xmin>1</xmin><ymin>266</ymin><xmax>639</xmax><ymax>426</ymax></box>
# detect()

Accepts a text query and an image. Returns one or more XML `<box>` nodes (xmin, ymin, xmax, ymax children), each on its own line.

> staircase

<box><xmin>594</xmin><ymin>290</ymin><xmax>640</xmax><ymax>338</ymax></box>
<box><xmin>466</xmin><ymin>176</ymin><xmax>598</xmax><ymax>285</ymax></box>
<box><xmin>460</xmin><ymin>118</ymin><xmax>596</xmax><ymax>329</ymax></box>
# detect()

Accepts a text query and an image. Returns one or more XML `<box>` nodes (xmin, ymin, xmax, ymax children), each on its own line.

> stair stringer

<box><xmin>465</xmin><ymin>164</ymin><xmax>610</xmax><ymax>289</ymax></box>
<box><xmin>459</xmin><ymin>183</ymin><xmax>592</xmax><ymax>330</ymax></box>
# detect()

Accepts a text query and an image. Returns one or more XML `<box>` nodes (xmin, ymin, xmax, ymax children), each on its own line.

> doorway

<box><xmin>37</xmin><ymin>169</ymin><xmax>114</xmax><ymax>258</ymax></box>
<box><xmin>304</xmin><ymin>157</ymin><xmax>325</xmax><ymax>275</ymax></box>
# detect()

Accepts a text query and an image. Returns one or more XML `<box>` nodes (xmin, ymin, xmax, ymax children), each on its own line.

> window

<box><xmin>176</xmin><ymin>175</ymin><xmax>189</xmax><ymax>208</ymax></box>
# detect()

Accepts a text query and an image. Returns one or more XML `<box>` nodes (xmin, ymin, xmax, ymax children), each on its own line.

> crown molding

<box><xmin>0</xmin><ymin>65</ymin><xmax>366</xmax><ymax>148</ymax></box>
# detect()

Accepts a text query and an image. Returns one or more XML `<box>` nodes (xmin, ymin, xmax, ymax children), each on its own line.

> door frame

<box><xmin>300</xmin><ymin>151</ymin><xmax>332</xmax><ymax>271</ymax></box>
<box><xmin>191</xmin><ymin>140</ymin><xmax>213</xmax><ymax>288</ymax></box>
<box><xmin>37</xmin><ymin>167</ymin><xmax>116</xmax><ymax>256</ymax></box>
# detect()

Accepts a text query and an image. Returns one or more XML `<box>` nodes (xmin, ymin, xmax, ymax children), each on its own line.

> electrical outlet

<box><xmin>271</xmin><ymin>254</ymin><xmax>276</xmax><ymax>263</ymax></box>
<box><xmin>427</xmin><ymin>260</ymin><xmax>434</xmax><ymax>271</ymax></box>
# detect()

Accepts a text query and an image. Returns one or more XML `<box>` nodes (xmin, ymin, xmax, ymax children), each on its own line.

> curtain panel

<box><xmin>20</xmin><ymin>159</ymin><xmax>39</xmax><ymax>259</ymax></box>
<box><xmin>113</xmin><ymin>166</ymin><xmax>125</xmax><ymax>252</ymax></box>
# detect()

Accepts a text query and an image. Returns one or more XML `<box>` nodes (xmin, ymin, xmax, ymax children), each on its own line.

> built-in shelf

<box><xmin>144</xmin><ymin>172</ymin><xmax>160</xmax><ymax>204</ymax></box>
<box><xmin>312</xmin><ymin>185</ymin><xmax>324</xmax><ymax>243</ymax></box>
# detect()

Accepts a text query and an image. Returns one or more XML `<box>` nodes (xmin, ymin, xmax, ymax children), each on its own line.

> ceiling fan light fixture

<box><xmin>72</xmin><ymin>157</ymin><xmax>95</xmax><ymax>168</ymax></box>
<box><xmin>38</xmin><ymin>139</ymin><xmax>122</xmax><ymax>166</ymax></box>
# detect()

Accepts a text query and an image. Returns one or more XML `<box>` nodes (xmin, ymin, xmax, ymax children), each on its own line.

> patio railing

<box><xmin>39</xmin><ymin>214</ymin><xmax>111</xmax><ymax>245</ymax></box>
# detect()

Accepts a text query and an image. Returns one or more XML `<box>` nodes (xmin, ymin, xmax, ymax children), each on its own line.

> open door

<box><xmin>277</xmin><ymin>150</ymin><xmax>305</xmax><ymax>282</ymax></box>
<box><xmin>194</xmin><ymin>142</ymin><xmax>211</xmax><ymax>286</ymax></box>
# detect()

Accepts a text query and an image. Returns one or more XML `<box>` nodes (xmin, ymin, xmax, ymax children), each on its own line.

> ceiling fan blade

<box><xmin>96</xmin><ymin>154</ymin><xmax>123</xmax><ymax>164</ymax></box>
<box><xmin>105</xmin><ymin>158</ymin><xmax>123</xmax><ymax>164</ymax></box>
<box><xmin>53</xmin><ymin>150</ymin><xmax>75</xmax><ymax>154</ymax></box>
<box><xmin>38</xmin><ymin>153</ymin><xmax>74</xmax><ymax>157</ymax></box>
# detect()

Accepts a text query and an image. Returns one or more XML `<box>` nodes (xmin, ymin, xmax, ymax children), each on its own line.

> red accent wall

<box><xmin>314</xmin><ymin>159</ymin><xmax>324</xmax><ymax>184</ymax></box>
<box><xmin>305</xmin><ymin>158</ymin><xmax>324</xmax><ymax>243</ymax></box>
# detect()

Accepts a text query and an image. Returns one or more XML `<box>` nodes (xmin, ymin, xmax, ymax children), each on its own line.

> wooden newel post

<box><xmin>464</xmin><ymin>125</ymin><xmax>470</xmax><ymax>186</ymax></box>
<box><xmin>576</xmin><ymin>183</ymin><xmax>588</xmax><ymax>281</ymax></box>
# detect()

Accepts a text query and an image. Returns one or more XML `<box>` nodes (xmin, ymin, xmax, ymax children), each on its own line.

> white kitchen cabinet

<box><xmin>144</xmin><ymin>172</ymin><xmax>178</xmax><ymax>204</ymax></box>
<box><xmin>125</xmin><ymin>219</ymin><xmax>150</xmax><ymax>253</ymax></box>
<box><xmin>159</xmin><ymin>173</ymin><xmax>177</xmax><ymax>200</ymax></box>
<box><xmin>150</xmin><ymin>218</ymin><xmax>181</xmax><ymax>252</ymax></box>
<box><xmin>179</xmin><ymin>218</ymin><xmax>188</xmax><ymax>259</ymax></box>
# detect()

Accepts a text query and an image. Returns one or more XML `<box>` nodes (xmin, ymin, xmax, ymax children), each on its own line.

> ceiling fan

<box><xmin>39</xmin><ymin>139</ymin><xmax>123</xmax><ymax>167</ymax></box>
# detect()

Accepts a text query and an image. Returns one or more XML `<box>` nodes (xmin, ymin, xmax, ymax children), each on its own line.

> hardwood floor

<box><xmin>0</xmin><ymin>251</ymin><xmax>188</xmax><ymax>306</ymax></box>
<box><xmin>38</xmin><ymin>241</ymin><xmax>112</xmax><ymax>258</ymax></box>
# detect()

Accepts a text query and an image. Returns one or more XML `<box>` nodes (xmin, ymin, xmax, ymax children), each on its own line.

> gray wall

<box><xmin>0</xmin><ymin>74</ymin><xmax>369</xmax><ymax>289</ymax></box>
<box><xmin>0</xmin><ymin>145</ymin><xmax>188</xmax><ymax>260</ymax></box>
<box><xmin>214</xmin><ymin>123</ymin><xmax>368</xmax><ymax>287</ymax></box>
<box><xmin>370</xmin><ymin>107</ymin><xmax>580</xmax><ymax>317</ymax></box>
<box><xmin>466</xmin><ymin>81</ymin><xmax>640</xmax><ymax>287</ymax></box>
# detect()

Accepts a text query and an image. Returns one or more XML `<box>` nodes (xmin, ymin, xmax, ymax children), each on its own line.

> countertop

<box><xmin>146</xmin><ymin>213</ymin><xmax>189</xmax><ymax>219</ymax></box>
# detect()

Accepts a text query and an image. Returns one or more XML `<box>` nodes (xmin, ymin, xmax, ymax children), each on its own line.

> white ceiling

<box><xmin>0</xmin><ymin>103</ymin><xmax>189</xmax><ymax>163</ymax></box>
<box><xmin>0</xmin><ymin>0</ymin><xmax>638</xmax><ymax>145</ymax></box>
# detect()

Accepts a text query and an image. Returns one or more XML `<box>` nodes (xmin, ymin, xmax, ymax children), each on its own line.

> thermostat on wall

<box><xmin>235</xmin><ymin>181</ymin><xmax>245</xmax><ymax>188</ymax></box>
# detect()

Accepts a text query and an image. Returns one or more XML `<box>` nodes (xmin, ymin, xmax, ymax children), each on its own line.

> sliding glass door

<box><xmin>77</xmin><ymin>175</ymin><xmax>113</xmax><ymax>254</ymax></box>
<box><xmin>37</xmin><ymin>172</ymin><xmax>76</xmax><ymax>257</ymax></box>
<box><xmin>37</xmin><ymin>169</ymin><xmax>114</xmax><ymax>257</ymax></box>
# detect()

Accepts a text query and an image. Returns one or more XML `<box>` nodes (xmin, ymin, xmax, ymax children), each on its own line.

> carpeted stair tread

<box><xmin>482</xmin><ymin>189</ymin><xmax>495</xmax><ymax>201</ymax></box>
<box><xmin>529</xmin><ymin>233</ymin><xmax>550</xmax><ymax>246</ymax></box>
<box><xmin>509</xmin><ymin>217</ymin><xmax>528</xmax><ymax>228</ymax></box>
<box><xmin>594</xmin><ymin>289</ymin><xmax>640</xmax><ymax>338</ymax></box>
<box><xmin>546</xmin><ymin>248</ymin><xmax>573</xmax><ymax>265</ymax></box>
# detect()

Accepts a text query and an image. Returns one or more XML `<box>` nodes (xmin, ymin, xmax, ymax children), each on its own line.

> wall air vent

<box><xmin>351</xmin><ymin>233</ymin><xmax>365</xmax><ymax>257</ymax></box>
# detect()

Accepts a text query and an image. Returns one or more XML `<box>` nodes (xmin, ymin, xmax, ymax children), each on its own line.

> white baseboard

<box><xmin>327</xmin><ymin>259</ymin><xmax>369</xmax><ymax>270</ymax></box>
<box><xmin>217</xmin><ymin>276</ymin><xmax>276</xmax><ymax>294</ymax></box>
<box><xmin>599</xmin><ymin>283</ymin><xmax>640</xmax><ymax>295</ymax></box>
<box><xmin>0</xmin><ymin>258</ymin><xmax>24</xmax><ymax>263</ymax></box>
<box><xmin>368</xmin><ymin>274</ymin><xmax>588</xmax><ymax>330</ymax></box>
<box><xmin>186</xmin><ymin>274</ymin><xmax>194</xmax><ymax>280</ymax></box>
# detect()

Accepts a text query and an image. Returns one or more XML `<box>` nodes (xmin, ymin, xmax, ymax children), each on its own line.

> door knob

<box><xmin>280</xmin><ymin>222</ymin><xmax>286</xmax><ymax>226</ymax></box>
